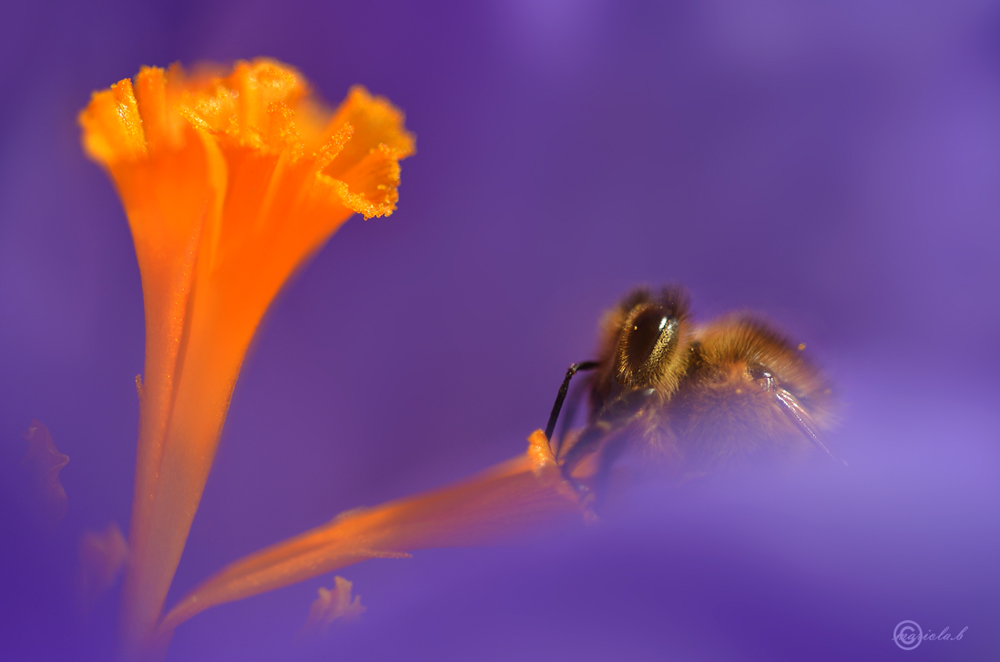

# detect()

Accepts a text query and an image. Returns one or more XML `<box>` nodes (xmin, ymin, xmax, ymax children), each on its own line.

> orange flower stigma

<box><xmin>78</xmin><ymin>58</ymin><xmax>414</xmax><ymax>655</ymax></box>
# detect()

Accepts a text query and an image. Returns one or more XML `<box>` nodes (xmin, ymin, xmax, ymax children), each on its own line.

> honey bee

<box><xmin>545</xmin><ymin>286</ymin><xmax>842</xmax><ymax>492</ymax></box>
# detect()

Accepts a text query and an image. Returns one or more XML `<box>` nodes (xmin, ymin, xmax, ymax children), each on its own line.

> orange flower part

<box><xmin>158</xmin><ymin>431</ymin><xmax>587</xmax><ymax>638</ymax></box>
<box><xmin>21</xmin><ymin>420</ymin><xmax>69</xmax><ymax>526</ymax></box>
<box><xmin>79</xmin><ymin>58</ymin><xmax>414</xmax><ymax>653</ymax></box>
<box><xmin>297</xmin><ymin>576</ymin><xmax>366</xmax><ymax>639</ymax></box>
<box><xmin>77</xmin><ymin>522</ymin><xmax>129</xmax><ymax>614</ymax></box>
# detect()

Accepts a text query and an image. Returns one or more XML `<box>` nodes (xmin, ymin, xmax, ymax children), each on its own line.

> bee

<box><xmin>545</xmin><ymin>286</ymin><xmax>842</xmax><ymax>492</ymax></box>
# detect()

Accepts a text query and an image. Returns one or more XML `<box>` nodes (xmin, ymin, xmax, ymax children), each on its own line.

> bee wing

<box><xmin>775</xmin><ymin>388</ymin><xmax>847</xmax><ymax>467</ymax></box>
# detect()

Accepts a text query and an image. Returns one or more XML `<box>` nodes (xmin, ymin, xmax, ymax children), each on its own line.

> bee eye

<box><xmin>624</xmin><ymin>306</ymin><xmax>676</xmax><ymax>375</ymax></box>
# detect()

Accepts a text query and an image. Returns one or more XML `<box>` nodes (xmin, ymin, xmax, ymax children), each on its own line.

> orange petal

<box><xmin>158</xmin><ymin>431</ymin><xmax>586</xmax><ymax>636</ymax></box>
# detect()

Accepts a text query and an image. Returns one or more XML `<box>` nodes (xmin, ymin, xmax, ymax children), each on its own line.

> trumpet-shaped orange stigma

<box><xmin>158</xmin><ymin>431</ymin><xmax>587</xmax><ymax>639</ymax></box>
<box><xmin>79</xmin><ymin>58</ymin><xmax>414</xmax><ymax>654</ymax></box>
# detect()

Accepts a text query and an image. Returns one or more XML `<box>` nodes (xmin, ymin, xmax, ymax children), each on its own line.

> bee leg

<box><xmin>559</xmin><ymin>422</ymin><xmax>609</xmax><ymax>482</ymax></box>
<box><xmin>559</xmin><ymin>388</ymin><xmax>656</xmax><ymax>486</ymax></box>
<box><xmin>544</xmin><ymin>361</ymin><xmax>599</xmax><ymax>451</ymax></box>
<box><xmin>589</xmin><ymin>432</ymin><xmax>632</xmax><ymax>505</ymax></box>
<box><xmin>560</xmin><ymin>423</ymin><xmax>637</xmax><ymax>507</ymax></box>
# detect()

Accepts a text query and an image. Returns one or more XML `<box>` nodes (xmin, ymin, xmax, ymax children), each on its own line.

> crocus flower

<box><xmin>79</xmin><ymin>58</ymin><xmax>415</xmax><ymax>656</ymax></box>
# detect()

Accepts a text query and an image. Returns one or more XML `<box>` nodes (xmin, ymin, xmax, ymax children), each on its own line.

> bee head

<box><xmin>612</xmin><ymin>286</ymin><xmax>691</xmax><ymax>390</ymax></box>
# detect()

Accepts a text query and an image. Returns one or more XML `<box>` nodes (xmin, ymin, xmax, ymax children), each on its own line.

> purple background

<box><xmin>2</xmin><ymin>1</ymin><xmax>998</xmax><ymax>660</ymax></box>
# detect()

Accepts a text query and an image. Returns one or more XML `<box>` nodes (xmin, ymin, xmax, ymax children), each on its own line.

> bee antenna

<box><xmin>544</xmin><ymin>361</ymin><xmax>600</xmax><ymax>450</ymax></box>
